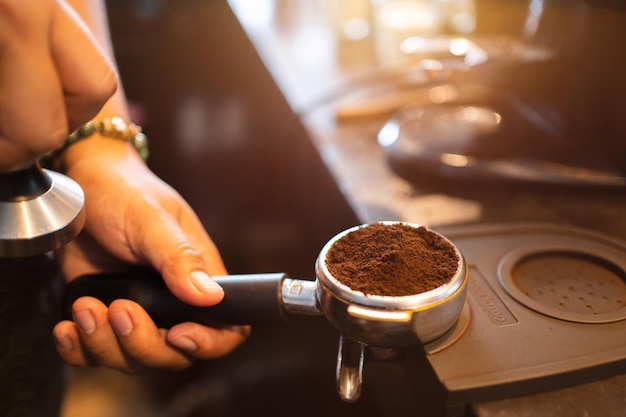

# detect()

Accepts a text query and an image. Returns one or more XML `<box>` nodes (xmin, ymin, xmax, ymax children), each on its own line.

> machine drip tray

<box><xmin>423</xmin><ymin>223</ymin><xmax>626</xmax><ymax>405</ymax></box>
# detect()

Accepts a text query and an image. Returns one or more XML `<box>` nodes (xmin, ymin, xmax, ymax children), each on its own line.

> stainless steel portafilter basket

<box><xmin>316</xmin><ymin>222</ymin><xmax>467</xmax><ymax>347</ymax></box>
<box><xmin>63</xmin><ymin>222</ymin><xmax>468</xmax><ymax>402</ymax></box>
<box><xmin>315</xmin><ymin>222</ymin><xmax>468</xmax><ymax>400</ymax></box>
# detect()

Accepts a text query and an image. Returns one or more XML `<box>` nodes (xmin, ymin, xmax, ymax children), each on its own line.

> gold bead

<box><xmin>39</xmin><ymin>117</ymin><xmax>149</xmax><ymax>168</ymax></box>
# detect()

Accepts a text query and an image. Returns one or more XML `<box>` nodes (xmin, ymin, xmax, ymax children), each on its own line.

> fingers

<box><xmin>54</xmin><ymin>298</ymin><xmax>139</xmax><ymax>371</ymax></box>
<box><xmin>0</xmin><ymin>0</ymin><xmax>116</xmax><ymax>170</ymax></box>
<box><xmin>167</xmin><ymin>322</ymin><xmax>251</xmax><ymax>360</ymax></box>
<box><xmin>53</xmin><ymin>297</ymin><xmax>250</xmax><ymax>372</ymax></box>
<box><xmin>0</xmin><ymin>0</ymin><xmax>68</xmax><ymax>169</ymax></box>
<box><xmin>55</xmin><ymin>297</ymin><xmax>192</xmax><ymax>371</ymax></box>
<box><xmin>51</xmin><ymin>160</ymin><xmax>250</xmax><ymax>370</ymax></box>
<box><xmin>51</xmin><ymin>0</ymin><xmax>117</xmax><ymax>132</ymax></box>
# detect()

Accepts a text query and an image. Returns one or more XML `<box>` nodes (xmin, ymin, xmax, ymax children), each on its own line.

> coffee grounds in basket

<box><xmin>326</xmin><ymin>223</ymin><xmax>459</xmax><ymax>297</ymax></box>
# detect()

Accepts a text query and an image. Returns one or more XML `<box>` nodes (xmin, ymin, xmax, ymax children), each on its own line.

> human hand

<box><xmin>52</xmin><ymin>139</ymin><xmax>249</xmax><ymax>372</ymax></box>
<box><xmin>0</xmin><ymin>0</ymin><xmax>116</xmax><ymax>171</ymax></box>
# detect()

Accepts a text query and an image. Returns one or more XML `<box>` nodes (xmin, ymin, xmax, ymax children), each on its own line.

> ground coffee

<box><xmin>325</xmin><ymin>223</ymin><xmax>459</xmax><ymax>297</ymax></box>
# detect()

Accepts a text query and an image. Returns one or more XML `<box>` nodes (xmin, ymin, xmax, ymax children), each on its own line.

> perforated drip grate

<box><xmin>499</xmin><ymin>246</ymin><xmax>626</xmax><ymax>324</ymax></box>
<box><xmin>512</xmin><ymin>252</ymin><xmax>626</xmax><ymax>316</ymax></box>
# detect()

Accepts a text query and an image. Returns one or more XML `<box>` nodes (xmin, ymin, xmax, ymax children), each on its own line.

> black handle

<box><xmin>62</xmin><ymin>269</ymin><xmax>288</xmax><ymax>328</ymax></box>
<box><xmin>0</xmin><ymin>163</ymin><xmax>52</xmax><ymax>202</ymax></box>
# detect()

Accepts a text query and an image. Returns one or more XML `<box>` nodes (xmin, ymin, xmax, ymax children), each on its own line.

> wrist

<box><xmin>40</xmin><ymin>117</ymin><xmax>148</xmax><ymax>171</ymax></box>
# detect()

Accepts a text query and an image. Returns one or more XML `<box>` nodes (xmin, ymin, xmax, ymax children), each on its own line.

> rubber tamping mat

<box><xmin>513</xmin><ymin>252</ymin><xmax>625</xmax><ymax>316</ymax></box>
<box><xmin>416</xmin><ymin>223</ymin><xmax>626</xmax><ymax>406</ymax></box>
<box><xmin>498</xmin><ymin>239</ymin><xmax>626</xmax><ymax>324</ymax></box>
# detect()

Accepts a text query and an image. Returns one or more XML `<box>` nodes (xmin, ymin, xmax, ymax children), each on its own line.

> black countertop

<box><xmin>228</xmin><ymin>0</ymin><xmax>626</xmax><ymax>240</ymax></box>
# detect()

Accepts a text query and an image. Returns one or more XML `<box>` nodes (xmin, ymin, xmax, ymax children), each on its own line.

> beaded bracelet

<box><xmin>40</xmin><ymin>117</ymin><xmax>149</xmax><ymax>168</ymax></box>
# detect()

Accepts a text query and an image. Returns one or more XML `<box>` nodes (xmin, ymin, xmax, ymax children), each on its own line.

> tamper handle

<box><xmin>62</xmin><ymin>269</ymin><xmax>288</xmax><ymax>328</ymax></box>
<box><xmin>0</xmin><ymin>163</ymin><xmax>51</xmax><ymax>202</ymax></box>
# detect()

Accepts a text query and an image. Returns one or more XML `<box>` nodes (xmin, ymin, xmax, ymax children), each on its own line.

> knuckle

<box><xmin>161</xmin><ymin>242</ymin><xmax>205</xmax><ymax>274</ymax></box>
<box><xmin>0</xmin><ymin>0</ymin><xmax>25</xmax><ymax>23</ymax></box>
<box><xmin>66</xmin><ymin>67</ymin><xmax>118</xmax><ymax>132</ymax></box>
<box><xmin>89</xmin><ymin>65</ymin><xmax>118</xmax><ymax>102</ymax></box>
<box><xmin>84</xmin><ymin>344</ymin><xmax>118</xmax><ymax>365</ymax></box>
<box><xmin>198</xmin><ymin>329</ymin><xmax>248</xmax><ymax>360</ymax></box>
<box><xmin>0</xmin><ymin>116</ymin><xmax>68</xmax><ymax>164</ymax></box>
<box><xmin>0</xmin><ymin>0</ymin><xmax>52</xmax><ymax>36</ymax></box>
<box><xmin>43</xmin><ymin>123</ymin><xmax>70</xmax><ymax>149</ymax></box>
<box><xmin>126</xmin><ymin>345</ymin><xmax>156</xmax><ymax>364</ymax></box>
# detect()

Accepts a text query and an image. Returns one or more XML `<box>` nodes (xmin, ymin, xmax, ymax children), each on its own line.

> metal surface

<box><xmin>378</xmin><ymin>101</ymin><xmax>626</xmax><ymax>188</ymax></box>
<box><xmin>0</xmin><ymin>167</ymin><xmax>85</xmax><ymax>257</ymax></box>
<box><xmin>336</xmin><ymin>335</ymin><xmax>365</xmax><ymax>403</ymax></box>
<box><xmin>281</xmin><ymin>278</ymin><xmax>321</xmax><ymax>315</ymax></box>
<box><xmin>315</xmin><ymin>221</ymin><xmax>468</xmax><ymax>348</ymax></box>
<box><xmin>315</xmin><ymin>221</ymin><xmax>468</xmax><ymax>402</ymax></box>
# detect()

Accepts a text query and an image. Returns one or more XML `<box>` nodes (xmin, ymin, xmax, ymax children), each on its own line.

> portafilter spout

<box><xmin>62</xmin><ymin>222</ymin><xmax>468</xmax><ymax>403</ymax></box>
<box><xmin>0</xmin><ymin>163</ymin><xmax>85</xmax><ymax>257</ymax></box>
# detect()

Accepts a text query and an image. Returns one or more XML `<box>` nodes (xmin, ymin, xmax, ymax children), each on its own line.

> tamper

<box><xmin>0</xmin><ymin>163</ymin><xmax>84</xmax><ymax>257</ymax></box>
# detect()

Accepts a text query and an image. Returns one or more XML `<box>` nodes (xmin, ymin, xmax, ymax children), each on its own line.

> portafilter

<box><xmin>63</xmin><ymin>222</ymin><xmax>468</xmax><ymax>401</ymax></box>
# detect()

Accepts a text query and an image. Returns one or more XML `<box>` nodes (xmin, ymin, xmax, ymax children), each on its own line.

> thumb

<box><xmin>135</xmin><ymin>214</ymin><xmax>225</xmax><ymax>308</ymax></box>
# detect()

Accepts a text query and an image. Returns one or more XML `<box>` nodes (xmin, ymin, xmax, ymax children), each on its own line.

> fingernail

<box><xmin>55</xmin><ymin>333</ymin><xmax>73</xmax><ymax>351</ymax></box>
<box><xmin>171</xmin><ymin>336</ymin><xmax>198</xmax><ymax>352</ymax></box>
<box><xmin>235</xmin><ymin>325</ymin><xmax>252</xmax><ymax>339</ymax></box>
<box><xmin>110</xmin><ymin>310</ymin><xmax>134</xmax><ymax>336</ymax></box>
<box><xmin>74</xmin><ymin>309</ymin><xmax>96</xmax><ymax>335</ymax></box>
<box><xmin>190</xmin><ymin>271</ymin><xmax>223</xmax><ymax>294</ymax></box>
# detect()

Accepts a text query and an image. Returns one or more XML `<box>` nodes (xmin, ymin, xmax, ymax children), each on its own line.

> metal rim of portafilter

<box><xmin>315</xmin><ymin>221</ymin><xmax>468</xmax><ymax>401</ymax></box>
